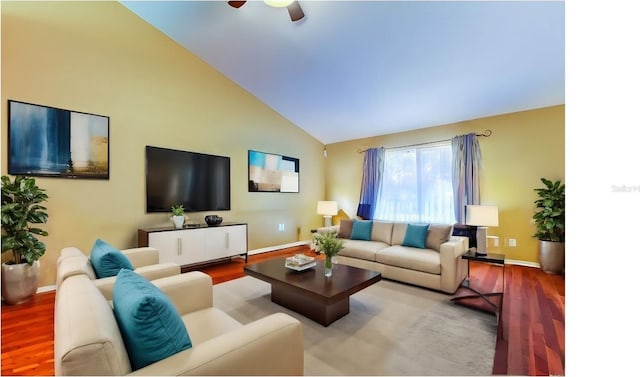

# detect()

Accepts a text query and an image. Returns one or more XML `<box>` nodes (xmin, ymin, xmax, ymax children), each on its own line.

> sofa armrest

<box><xmin>151</xmin><ymin>271</ymin><xmax>214</xmax><ymax>315</ymax></box>
<box><xmin>122</xmin><ymin>247</ymin><xmax>160</xmax><ymax>268</ymax></box>
<box><xmin>315</xmin><ymin>225</ymin><xmax>339</xmax><ymax>234</ymax></box>
<box><xmin>438</xmin><ymin>236</ymin><xmax>469</xmax><ymax>294</ymax></box>
<box><xmin>56</xmin><ymin>250</ymin><xmax>97</xmax><ymax>287</ymax></box>
<box><xmin>94</xmin><ymin>263</ymin><xmax>182</xmax><ymax>301</ymax></box>
<box><xmin>129</xmin><ymin>313</ymin><xmax>304</xmax><ymax>376</ymax></box>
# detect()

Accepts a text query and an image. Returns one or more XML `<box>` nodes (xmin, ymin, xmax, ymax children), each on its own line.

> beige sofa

<box><xmin>54</xmin><ymin>271</ymin><xmax>304</xmax><ymax>376</ymax></box>
<box><xmin>56</xmin><ymin>246</ymin><xmax>181</xmax><ymax>300</ymax></box>
<box><xmin>315</xmin><ymin>221</ymin><xmax>469</xmax><ymax>293</ymax></box>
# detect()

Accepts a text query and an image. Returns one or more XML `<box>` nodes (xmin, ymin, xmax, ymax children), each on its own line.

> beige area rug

<box><xmin>212</xmin><ymin>276</ymin><xmax>497</xmax><ymax>376</ymax></box>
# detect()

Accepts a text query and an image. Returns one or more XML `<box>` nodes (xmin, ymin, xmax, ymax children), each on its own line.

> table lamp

<box><xmin>317</xmin><ymin>201</ymin><xmax>338</xmax><ymax>227</ymax></box>
<box><xmin>465</xmin><ymin>205</ymin><xmax>499</xmax><ymax>255</ymax></box>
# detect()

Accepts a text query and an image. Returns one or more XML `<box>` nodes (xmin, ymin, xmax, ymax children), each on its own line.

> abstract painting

<box><xmin>8</xmin><ymin>100</ymin><xmax>109</xmax><ymax>179</ymax></box>
<box><xmin>248</xmin><ymin>150</ymin><xmax>299</xmax><ymax>192</ymax></box>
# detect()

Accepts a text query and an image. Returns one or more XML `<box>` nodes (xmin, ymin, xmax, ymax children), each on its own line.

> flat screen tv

<box><xmin>145</xmin><ymin>146</ymin><xmax>230</xmax><ymax>212</ymax></box>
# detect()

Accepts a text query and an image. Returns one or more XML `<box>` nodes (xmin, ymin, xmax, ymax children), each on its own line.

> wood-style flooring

<box><xmin>1</xmin><ymin>245</ymin><xmax>564</xmax><ymax>375</ymax></box>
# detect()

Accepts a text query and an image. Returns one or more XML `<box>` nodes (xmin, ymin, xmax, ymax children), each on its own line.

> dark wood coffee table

<box><xmin>244</xmin><ymin>258</ymin><xmax>381</xmax><ymax>326</ymax></box>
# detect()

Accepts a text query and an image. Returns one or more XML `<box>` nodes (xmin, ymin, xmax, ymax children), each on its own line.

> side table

<box><xmin>451</xmin><ymin>250</ymin><xmax>505</xmax><ymax>322</ymax></box>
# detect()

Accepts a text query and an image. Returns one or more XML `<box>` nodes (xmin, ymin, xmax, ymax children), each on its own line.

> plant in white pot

<box><xmin>1</xmin><ymin>175</ymin><xmax>49</xmax><ymax>305</ymax></box>
<box><xmin>533</xmin><ymin>178</ymin><xmax>565</xmax><ymax>274</ymax></box>
<box><xmin>171</xmin><ymin>204</ymin><xmax>185</xmax><ymax>229</ymax></box>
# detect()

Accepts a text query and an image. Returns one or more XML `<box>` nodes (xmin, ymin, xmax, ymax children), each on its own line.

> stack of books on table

<box><xmin>285</xmin><ymin>254</ymin><xmax>316</xmax><ymax>271</ymax></box>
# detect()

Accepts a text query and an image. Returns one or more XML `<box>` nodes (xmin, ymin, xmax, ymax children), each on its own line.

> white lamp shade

<box><xmin>264</xmin><ymin>0</ymin><xmax>294</xmax><ymax>7</ymax></box>
<box><xmin>317</xmin><ymin>201</ymin><xmax>338</xmax><ymax>216</ymax></box>
<box><xmin>465</xmin><ymin>205</ymin><xmax>499</xmax><ymax>227</ymax></box>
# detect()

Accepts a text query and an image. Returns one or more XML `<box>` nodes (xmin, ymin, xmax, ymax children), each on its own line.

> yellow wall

<box><xmin>1</xmin><ymin>1</ymin><xmax>564</xmax><ymax>288</ymax></box>
<box><xmin>325</xmin><ymin>105</ymin><xmax>565</xmax><ymax>265</ymax></box>
<box><xmin>1</xmin><ymin>1</ymin><xmax>326</xmax><ymax>287</ymax></box>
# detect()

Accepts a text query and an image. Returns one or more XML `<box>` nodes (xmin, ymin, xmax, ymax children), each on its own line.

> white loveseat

<box><xmin>54</xmin><ymin>271</ymin><xmax>304</xmax><ymax>375</ymax></box>
<box><xmin>56</xmin><ymin>246</ymin><xmax>181</xmax><ymax>300</ymax></box>
<box><xmin>315</xmin><ymin>220</ymin><xmax>469</xmax><ymax>293</ymax></box>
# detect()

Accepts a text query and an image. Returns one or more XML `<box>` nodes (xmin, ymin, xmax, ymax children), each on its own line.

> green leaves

<box><xmin>171</xmin><ymin>204</ymin><xmax>185</xmax><ymax>216</ymax></box>
<box><xmin>1</xmin><ymin>175</ymin><xmax>49</xmax><ymax>265</ymax></box>
<box><xmin>316</xmin><ymin>230</ymin><xmax>345</xmax><ymax>258</ymax></box>
<box><xmin>533</xmin><ymin>178</ymin><xmax>564</xmax><ymax>242</ymax></box>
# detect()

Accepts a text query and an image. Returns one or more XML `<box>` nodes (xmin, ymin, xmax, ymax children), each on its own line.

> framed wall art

<box><xmin>248</xmin><ymin>150</ymin><xmax>299</xmax><ymax>193</ymax></box>
<box><xmin>7</xmin><ymin>100</ymin><xmax>110</xmax><ymax>179</ymax></box>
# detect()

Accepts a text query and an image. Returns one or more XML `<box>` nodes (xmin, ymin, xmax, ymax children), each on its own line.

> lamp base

<box><xmin>323</xmin><ymin>216</ymin><xmax>332</xmax><ymax>227</ymax></box>
<box><xmin>475</xmin><ymin>226</ymin><xmax>488</xmax><ymax>255</ymax></box>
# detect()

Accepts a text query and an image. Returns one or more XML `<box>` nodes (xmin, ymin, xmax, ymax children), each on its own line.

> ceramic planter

<box><xmin>172</xmin><ymin>215</ymin><xmax>185</xmax><ymax>229</ymax></box>
<box><xmin>538</xmin><ymin>240</ymin><xmax>564</xmax><ymax>275</ymax></box>
<box><xmin>1</xmin><ymin>261</ymin><xmax>40</xmax><ymax>305</ymax></box>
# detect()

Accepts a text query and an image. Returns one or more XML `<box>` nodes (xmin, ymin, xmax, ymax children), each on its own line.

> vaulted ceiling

<box><xmin>121</xmin><ymin>1</ymin><xmax>565</xmax><ymax>144</ymax></box>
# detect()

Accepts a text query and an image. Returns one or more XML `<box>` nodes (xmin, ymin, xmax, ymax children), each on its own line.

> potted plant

<box><xmin>315</xmin><ymin>230</ymin><xmax>345</xmax><ymax>277</ymax></box>
<box><xmin>533</xmin><ymin>178</ymin><xmax>565</xmax><ymax>274</ymax></box>
<box><xmin>1</xmin><ymin>175</ymin><xmax>49</xmax><ymax>305</ymax></box>
<box><xmin>170</xmin><ymin>204</ymin><xmax>185</xmax><ymax>229</ymax></box>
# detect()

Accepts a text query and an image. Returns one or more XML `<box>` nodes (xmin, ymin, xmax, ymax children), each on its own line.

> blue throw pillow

<box><xmin>112</xmin><ymin>269</ymin><xmax>192</xmax><ymax>371</ymax></box>
<box><xmin>402</xmin><ymin>224</ymin><xmax>430</xmax><ymax>249</ymax></box>
<box><xmin>351</xmin><ymin>220</ymin><xmax>373</xmax><ymax>241</ymax></box>
<box><xmin>89</xmin><ymin>239</ymin><xmax>134</xmax><ymax>278</ymax></box>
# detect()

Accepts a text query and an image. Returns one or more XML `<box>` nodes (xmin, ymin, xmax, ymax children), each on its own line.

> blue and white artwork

<box><xmin>8</xmin><ymin>101</ymin><xmax>109</xmax><ymax>179</ymax></box>
<box><xmin>248</xmin><ymin>150</ymin><xmax>299</xmax><ymax>192</ymax></box>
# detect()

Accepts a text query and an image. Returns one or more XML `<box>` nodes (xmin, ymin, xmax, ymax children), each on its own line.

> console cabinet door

<box><xmin>203</xmin><ymin>224</ymin><xmax>247</xmax><ymax>259</ymax></box>
<box><xmin>146</xmin><ymin>224</ymin><xmax>247</xmax><ymax>266</ymax></box>
<box><xmin>148</xmin><ymin>229</ymin><xmax>206</xmax><ymax>266</ymax></box>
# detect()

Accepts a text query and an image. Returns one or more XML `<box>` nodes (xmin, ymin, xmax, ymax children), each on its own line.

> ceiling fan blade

<box><xmin>228</xmin><ymin>1</ymin><xmax>247</xmax><ymax>8</ymax></box>
<box><xmin>287</xmin><ymin>1</ymin><xmax>305</xmax><ymax>22</ymax></box>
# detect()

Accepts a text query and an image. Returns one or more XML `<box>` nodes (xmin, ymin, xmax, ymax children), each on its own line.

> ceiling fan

<box><xmin>228</xmin><ymin>1</ymin><xmax>305</xmax><ymax>22</ymax></box>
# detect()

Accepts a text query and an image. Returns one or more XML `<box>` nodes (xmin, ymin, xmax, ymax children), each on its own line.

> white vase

<box><xmin>172</xmin><ymin>215</ymin><xmax>185</xmax><ymax>229</ymax></box>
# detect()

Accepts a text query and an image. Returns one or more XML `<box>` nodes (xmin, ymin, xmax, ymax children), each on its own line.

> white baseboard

<box><xmin>248</xmin><ymin>240</ymin><xmax>310</xmax><ymax>255</ymax></box>
<box><xmin>505</xmin><ymin>259</ymin><xmax>540</xmax><ymax>268</ymax></box>
<box><xmin>37</xmin><ymin>285</ymin><xmax>56</xmax><ymax>294</ymax></box>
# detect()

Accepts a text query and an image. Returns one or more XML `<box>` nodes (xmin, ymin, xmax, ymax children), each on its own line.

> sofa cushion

<box><xmin>337</xmin><ymin>219</ymin><xmax>354</xmax><ymax>239</ymax></box>
<box><xmin>402</xmin><ymin>224</ymin><xmax>429</xmax><ymax>249</ymax></box>
<box><xmin>90</xmin><ymin>239</ymin><xmax>134</xmax><ymax>278</ymax></box>
<box><xmin>426</xmin><ymin>223</ymin><xmax>453</xmax><ymax>251</ymax></box>
<box><xmin>375</xmin><ymin>245</ymin><xmax>441</xmax><ymax>275</ymax></box>
<box><xmin>112</xmin><ymin>269</ymin><xmax>192</xmax><ymax>371</ymax></box>
<box><xmin>339</xmin><ymin>240</ymin><xmax>387</xmax><ymax>261</ymax></box>
<box><xmin>371</xmin><ymin>221</ymin><xmax>394</xmax><ymax>244</ymax></box>
<box><xmin>181</xmin><ymin>307</ymin><xmax>243</xmax><ymax>346</ymax></box>
<box><xmin>351</xmin><ymin>220</ymin><xmax>373</xmax><ymax>241</ymax></box>
<box><xmin>391</xmin><ymin>223</ymin><xmax>408</xmax><ymax>246</ymax></box>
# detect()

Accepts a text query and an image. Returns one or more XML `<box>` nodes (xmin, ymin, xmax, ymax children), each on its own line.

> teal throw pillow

<box><xmin>89</xmin><ymin>239</ymin><xmax>134</xmax><ymax>278</ymax></box>
<box><xmin>112</xmin><ymin>269</ymin><xmax>192</xmax><ymax>371</ymax></box>
<box><xmin>351</xmin><ymin>220</ymin><xmax>373</xmax><ymax>241</ymax></box>
<box><xmin>402</xmin><ymin>224</ymin><xmax>430</xmax><ymax>249</ymax></box>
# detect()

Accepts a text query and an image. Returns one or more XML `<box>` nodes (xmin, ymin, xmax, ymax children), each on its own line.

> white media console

<box><xmin>138</xmin><ymin>222</ymin><xmax>248</xmax><ymax>269</ymax></box>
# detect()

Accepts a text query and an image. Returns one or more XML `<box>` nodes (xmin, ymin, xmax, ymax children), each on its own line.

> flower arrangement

<box><xmin>314</xmin><ymin>230</ymin><xmax>345</xmax><ymax>276</ymax></box>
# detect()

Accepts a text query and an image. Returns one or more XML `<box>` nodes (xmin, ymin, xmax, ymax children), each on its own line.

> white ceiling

<box><xmin>121</xmin><ymin>0</ymin><xmax>565</xmax><ymax>144</ymax></box>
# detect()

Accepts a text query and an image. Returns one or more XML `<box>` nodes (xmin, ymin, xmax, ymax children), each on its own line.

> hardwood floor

<box><xmin>1</xmin><ymin>245</ymin><xmax>564</xmax><ymax>376</ymax></box>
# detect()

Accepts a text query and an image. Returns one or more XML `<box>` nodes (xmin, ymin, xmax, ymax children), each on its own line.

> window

<box><xmin>374</xmin><ymin>141</ymin><xmax>455</xmax><ymax>223</ymax></box>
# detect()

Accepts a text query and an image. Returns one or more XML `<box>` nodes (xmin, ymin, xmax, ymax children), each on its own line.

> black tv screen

<box><xmin>145</xmin><ymin>146</ymin><xmax>230</xmax><ymax>212</ymax></box>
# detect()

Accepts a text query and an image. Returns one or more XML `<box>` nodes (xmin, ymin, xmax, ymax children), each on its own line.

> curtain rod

<box><xmin>357</xmin><ymin>129</ymin><xmax>492</xmax><ymax>153</ymax></box>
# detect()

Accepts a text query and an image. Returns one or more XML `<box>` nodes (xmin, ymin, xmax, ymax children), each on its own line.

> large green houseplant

<box><xmin>533</xmin><ymin>178</ymin><xmax>564</xmax><ymax>274</ymax></box>
<box><xmin>1</xmin><ymin>175</ymin><xmax>49</xmax><ymax>304</ymax></box>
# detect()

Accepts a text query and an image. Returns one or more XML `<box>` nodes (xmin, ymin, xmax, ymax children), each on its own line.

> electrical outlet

<box><xmin>278</xmin><ymin>224</ymin><xmax>285</xmax><ymax>232</ymax></box>
<box><xmin>508</xmin><ymin>238</ymin><xmax>516</xmax><ymax>247</ymax></box>
<box><xmin>494</xmin><ymin>237</ymin><xmax>499</xmax><ymax>247</ymax></box>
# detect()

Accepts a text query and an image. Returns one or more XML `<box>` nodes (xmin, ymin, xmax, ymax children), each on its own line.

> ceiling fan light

<box><xmin>264</xmin><ymin>0</ymin><xmax>294</xmax><ymax>8</ymax></box>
